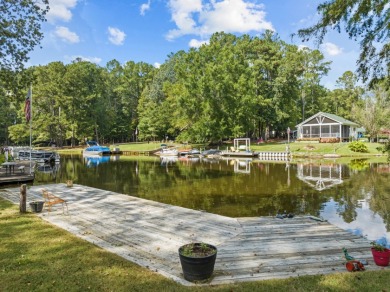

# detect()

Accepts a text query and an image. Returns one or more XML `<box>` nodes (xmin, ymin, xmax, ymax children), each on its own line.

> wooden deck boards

<box><xmin>0</xmin><ymin>161</ymin><xmax>34</xmax><ymax>185</ymax></box>
<box><xmin>0</xmin><ymin>183</ymin><xmax>387</xmax><ymax>286</ymax></box>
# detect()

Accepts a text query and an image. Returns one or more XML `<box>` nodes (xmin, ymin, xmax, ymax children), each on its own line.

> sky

<box><xmin>27</xmin><ymin>0</ymin><xmax>362</xmax><ymax>89</ymax></box>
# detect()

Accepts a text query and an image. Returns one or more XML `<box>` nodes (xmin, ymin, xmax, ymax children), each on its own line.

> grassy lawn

<box><xmin>55</xmin><ymin>141</ymin><xmax>386</xmax><ymax>157</ymax></box>
<box><xmin>251</xmin><ymin>141</ymin><xmax>385</xmax><ymax>157</ymax></box>
<box><xmin>1</xmin><ymin>198</ymin><xmax>389</xmax><ymax>291</ymax></box>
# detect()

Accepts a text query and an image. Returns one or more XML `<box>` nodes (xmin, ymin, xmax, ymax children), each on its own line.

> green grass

<box><xmin>56</xmin><ymin>142</ymin><xmax>164</xmax><ymax>154</ymax></box>
<box><xmin>1</xmin><ymin>198</ymin><xmax>389</xmax><ymax>291</ymax></box>
<box><xmin>251</xmin><ymin>141</ymin><xmax>385</xmax><ymax>157</ymax></box>
<box><xmin>55</xmin><ymin>141</ymin><xmax>386</xmax><ymax>158</ymax></box>
<box><xmin>112</xmin><ymin>142</ymin><xmax>163</xmax><ymax>151</ymax></box>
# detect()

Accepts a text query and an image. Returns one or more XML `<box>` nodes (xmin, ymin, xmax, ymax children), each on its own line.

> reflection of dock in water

<box><xmin>221</xmin><ymin>157</ymin><xmax>252</xmax><ymax>174</ymax></box>
<box><xmin>297</xmin><ymin>163</ymin><xmax>347</xmax><ymax>191</ymax></box>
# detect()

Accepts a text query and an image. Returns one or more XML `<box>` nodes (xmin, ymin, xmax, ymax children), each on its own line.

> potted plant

<box><xmin>370</xmin><ymin>241</ymin><xmax>390</xmax><ymax>266</ymax></box>
<box><xmin>178</xmin><ymin>242</ymin><xmax>217</xmax><ymax>282</ymax></box>
<box><xmin>29</xmin><ymin>201</ymin><xmax>45</xmax><ymax>213</ymax></box>
<box><xmin>66</xmin><ymin>180</ymin><xmax>73</xmax><ymax>187</ymax></box>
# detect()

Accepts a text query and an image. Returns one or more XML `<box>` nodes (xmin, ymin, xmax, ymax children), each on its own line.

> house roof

<box><xmin>296</xmin><ymin>112</ymin><xmax>359</xmax><ymax>127</ymax></box>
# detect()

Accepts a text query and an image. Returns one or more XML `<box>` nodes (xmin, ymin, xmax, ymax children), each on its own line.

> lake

<box><xmin>34</xmin><ymin>154</ymin><xmax>390</xmax><ymax>247</ymax></box>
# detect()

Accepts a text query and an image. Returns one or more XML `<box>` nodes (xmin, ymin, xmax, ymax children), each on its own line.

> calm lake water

<box><xmin>34</xmin><ymin>154</ymin><xmax>390</xmax><ymax>247</ymax></box>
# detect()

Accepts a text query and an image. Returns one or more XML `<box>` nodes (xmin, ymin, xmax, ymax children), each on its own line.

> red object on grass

<box><xmin>371</xmin><ymin>248</ymin><xmax>390</xmax><ymax>266</ymax></box>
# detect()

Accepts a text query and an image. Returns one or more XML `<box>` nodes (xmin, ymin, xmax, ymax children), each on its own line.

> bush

<box><xmin>348</xmin><ymin>141</ymin><xmax>369</xmax><ymax>153</ymax></box>
<box><xmin>296</xmin><ymin>138</ymin><xmax>320</xmax><ymax>142</ymax></box>
<box><xmin>381</xmin><ymin>142</ymin><xmax>390</xmax><ymax>162</ymax></box>
<box><xmin>320</xmin><ymin>138</ymin><xmax>340</xmax><ymax>143</ymax></box>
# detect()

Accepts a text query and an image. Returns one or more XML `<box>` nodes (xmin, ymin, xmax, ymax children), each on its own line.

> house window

<box><xmin>321</xmin><ymin>125</ymin><xmax>330</xmax><ymax>137</ymax></box>
<box><xmin>331</xmin><ymin>125</ymin><xmax>340</xmax><ymax>138</ymax></box>
<box><xmin>311</xmin><ymin>126</ymin><xmax>320</xmax><ymax>137</ymax></box>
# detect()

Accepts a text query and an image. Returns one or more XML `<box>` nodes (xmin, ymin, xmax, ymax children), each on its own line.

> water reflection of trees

<box><xmin>327</xmin><ymin>162</ymin><xmax>390</xmax><ymax>230</ymax></box>
<box><xmin>55</xmin><ymin>156</ymin><xmax>390</xmax><ymax>229</ymax></box>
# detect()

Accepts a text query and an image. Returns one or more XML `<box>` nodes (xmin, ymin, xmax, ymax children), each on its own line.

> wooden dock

<box><xmin>0</xmin><ymin>161</ymin><xmax>34</xmax><ymax>185</ymax></box>
<box><xmin>0</xmin><ymin>184</ymin><xmax>386</xmax><ymax>286</ymax></box>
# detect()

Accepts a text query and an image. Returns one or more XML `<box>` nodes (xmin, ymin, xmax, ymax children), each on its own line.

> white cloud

<box><xmin>189</xmin><ymin>39</ymin><xmax>208</xmax><ymax>48</ymax></box>
<box><xmin>140</xmin><ymin>0</ymin><xmax>151</xmax><ymax>15</ymax></box>
<box><xmin>321</xmin><ymin>42</ymin><xmax>343</xmax><ymax>56</ymax></box>
<box><xmin>54</xmin><ymin>26</ymin><xmax>80</xmax><ymax>43</ymax></box>
<box><xmin>65</xmin><ymin>55</ymin><xmax>102</xmax><ymax>64</ymax></box>
<box><xmin>46</xmin><ymin>0</ymin><xmax>78</xmax><ymax>24</ymax></box>
<box><xmin>166</xmin><ymin>0</ymin><xmax>273</xmax><ymax>40</ymax></box>
<box><xmin>297</xmin><ymin>44</ymin><xmax>309</xmax><ymax>51</ymax></box>
<box><xmin>154</xmin><ymin>62</ymin><xmax>161</xmax><ymax>68</ymax></box>
<box><xmin>108</xmin><ymin>27</ymin><xmax>126</xmax><ymax>45</ymax></box>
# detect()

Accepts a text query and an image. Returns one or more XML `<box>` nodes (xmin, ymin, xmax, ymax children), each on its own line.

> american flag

<box><xmin>24</xmin><ymin>88</ymin><xmax>31</xmax><ymax>123</ymax></box>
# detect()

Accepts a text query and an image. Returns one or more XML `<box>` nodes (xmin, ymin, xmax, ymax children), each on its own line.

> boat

<box><xmin>83</xmin><ymin>141</ymin><xmax>111</xmax><ymax>157</ymax></box>
<box><xmin>35</xmin><ymin>164</ymin><xmax>59</xmax><ymax>174</ymax></box>
<box><xmin>157</xmin><ymin>144</ymin><xmax>179</xmax><ymax>156</ymax></box>
<box><xmin>18</xmin><ymin>149</ymin><xmax>60</xmax><ymax>164</ymax></box>
<box><xmin>159</xmin><ymin>148</ymin><xmax>179</xmax><ymax>156</ymax></box>
<box><xmin>84</xmin><ymin>155</ymin><xmax>110</xmax><ymax>167</ymax></box>
<box><xmin>200</xmin><ymin>149</ymin><xmax>221</xmax><ymax>157</ymax></box>
<box><xmin>179</xmin><ymin>148</ymin><xmax>201</xmax><ymax>156</ymax></box>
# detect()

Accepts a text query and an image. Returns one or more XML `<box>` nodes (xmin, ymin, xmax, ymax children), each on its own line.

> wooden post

<box><xmin>20</xmin><ymin>184</ymin><xmax>27</xmax><ymax>213</ymax></box>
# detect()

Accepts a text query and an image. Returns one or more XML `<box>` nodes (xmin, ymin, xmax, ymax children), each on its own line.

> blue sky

<box><xmin>28</xmin><ymin>0</ymin><xmax>361</xmax><ymax>89</ymax></box>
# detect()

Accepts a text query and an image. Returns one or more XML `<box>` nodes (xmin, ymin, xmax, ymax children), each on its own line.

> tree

<box><xmin>352</xmin><ymin>82</ymin><xmax>390</xmax><ymax>141</ymax></box>
<box><xmin>30</xmin><ymin>62</ymin><xmax>67</xmax><ymax>146</ymax></box>
<box><xmin>323</xmin><ymin>71</ymin><xmax>364</xmax><ymax>120</ymax></box>
<box><xmin>297</xmin><ymin>0</ymin><xmax>389</xmax><ymax>86</ymax></box>
<box><xmin>296</xmin><ymin>48</ymin><xmax>330</xmax><ymax>122</ymax></box>
<box><xmin>138</xmin><ymin>53</ymin><xmax>180</xmax><ymax>141</ymax></box>
<box><xmin>63</xmin><ymin>60</ymin><xmax>106</xmax><ymax>146</ymax></box>
<box><xmin>0</xmin><ymin>0</ymin><xmax>49</xmax><ymax>71</ymax></box>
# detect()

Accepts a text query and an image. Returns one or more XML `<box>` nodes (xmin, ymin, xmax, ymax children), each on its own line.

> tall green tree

<box><xmin>297</xmin><ymin>0</ymin><xmax>389</xmax><ymax>86</ymax></box>
<box><xmin>104</xmin><ymin>59</ymin><xmax>126</xmax><ymax>142</ymax></box>
<box><xmin>296</xmin><ymin>48</ymin><xmax>330</xmax><ymax>122</ymax></box>
<box><xmin>0</xmin><ymin>0</ymin><xmax>49</xmax><ymax>72</ymax></box>
<box><xmin>324</xmin><ymin>71</ymin><xmax>364</xmax><ymax>120</ymax></box>
<box><xmin>138</xmin><ymin>53</ymin><xmax>181</xmax><ymax>141</ymax></box>
<box><xmin>352</xmin><ymin>82</ymin><xmax>390</xmax><ymax>141</ymax></box>
<box><xmin>63</xmin><ymin>60</ymin><xmax>106</xmax><ymax>146</ymax></box>
<box><xmin>116</xmin><ymin>61</ymin><xmax>154</xmax><ymax>141</ymax></box>
<box><xmin>30</xmin><ymin>62</ymin><xmax>66</xmax><ymax>146</ymax></box>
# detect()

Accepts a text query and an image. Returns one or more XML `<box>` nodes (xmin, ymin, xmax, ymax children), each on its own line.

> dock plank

<box><xmin>0</xmin><ymin>183</ymin><xmax>387</xmax><ymax>287</ymax></box>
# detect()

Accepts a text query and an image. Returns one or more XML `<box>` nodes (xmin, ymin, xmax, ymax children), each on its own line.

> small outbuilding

<box><xmin>296</xmin><ymin>112</ymin><xmax>359</xmax><ymax>142</ymax></box>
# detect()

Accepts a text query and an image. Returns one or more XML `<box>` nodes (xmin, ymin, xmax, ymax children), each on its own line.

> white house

<box><xmin>296</xmin><ymin>112</ymin><xmax>359</xmax><ymax>142</ymax></box>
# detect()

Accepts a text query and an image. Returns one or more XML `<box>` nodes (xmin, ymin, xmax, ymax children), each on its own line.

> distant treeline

<box><xmin>0</xmin><ymin>32</ymin><xmax>389</xmax><ymax>146</ymax></box>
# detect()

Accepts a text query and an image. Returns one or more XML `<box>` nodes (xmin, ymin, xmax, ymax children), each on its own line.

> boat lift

<box><xmin>221</xmin><ymin>138</ymin><xmax>257</xmax><ymax>157</ymax></box>
<box><xmin>233</xmin><ymin>138</ymin><xmax>251</xmax><ymax>152</ymax></box>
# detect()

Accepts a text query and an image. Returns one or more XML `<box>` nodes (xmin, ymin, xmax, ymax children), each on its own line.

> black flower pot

<box><xmin>178</xmin><ymin>243</ymin><xmax>217</xmax><ymax>282</ymax></box>
<box><xmin>29</xmin><ymin>201</ymin><xmax>44</xmax><ymax>213</ymax></box>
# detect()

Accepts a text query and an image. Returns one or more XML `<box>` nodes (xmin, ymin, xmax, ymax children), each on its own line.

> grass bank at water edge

<box><xmin>1</xmin><ymin>197</ymin><xmax>389</xmax><ymax>291</ymax></box>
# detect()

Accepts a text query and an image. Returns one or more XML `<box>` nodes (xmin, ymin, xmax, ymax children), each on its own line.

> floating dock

<box><xmin>0</xmin><ymin>184</ymin><xmax>386</xmax><ymax>286</ymax></box>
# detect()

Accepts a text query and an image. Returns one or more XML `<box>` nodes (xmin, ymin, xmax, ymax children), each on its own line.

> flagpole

<box><xmin>29</xmin><ymin>84</ymin><xmax>32</xmax><ymax>175</ymax></box>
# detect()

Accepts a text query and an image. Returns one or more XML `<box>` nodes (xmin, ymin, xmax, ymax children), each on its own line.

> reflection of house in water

<box><xmin>376</xmin><ymin>164</ymin><xmax>390</xmax><ymax>173</ymax></box>
<box><xmin>297</xmin><ymin>163</ymin><xmax>349</xmax><ymax>191</ymax></box>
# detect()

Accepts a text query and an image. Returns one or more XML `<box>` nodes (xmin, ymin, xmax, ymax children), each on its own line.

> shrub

<box><xmin>381</xmin><ymin>142</ymin><xmax>390</xmax><ymax>162</ymax></box>
<box><xmin>348</xmin><ymin>141</ymin><xmax>368</xmax><ymax>153</ymax></box>
<box><xmin>320</xmin><ymin>138</ymin><xmax>340</xmax><ymax>143</ymax></box>
<box><xmin>296</xmin><ymin>138</ymin><xmax>320</xmax><ymax>142</ymax></box>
